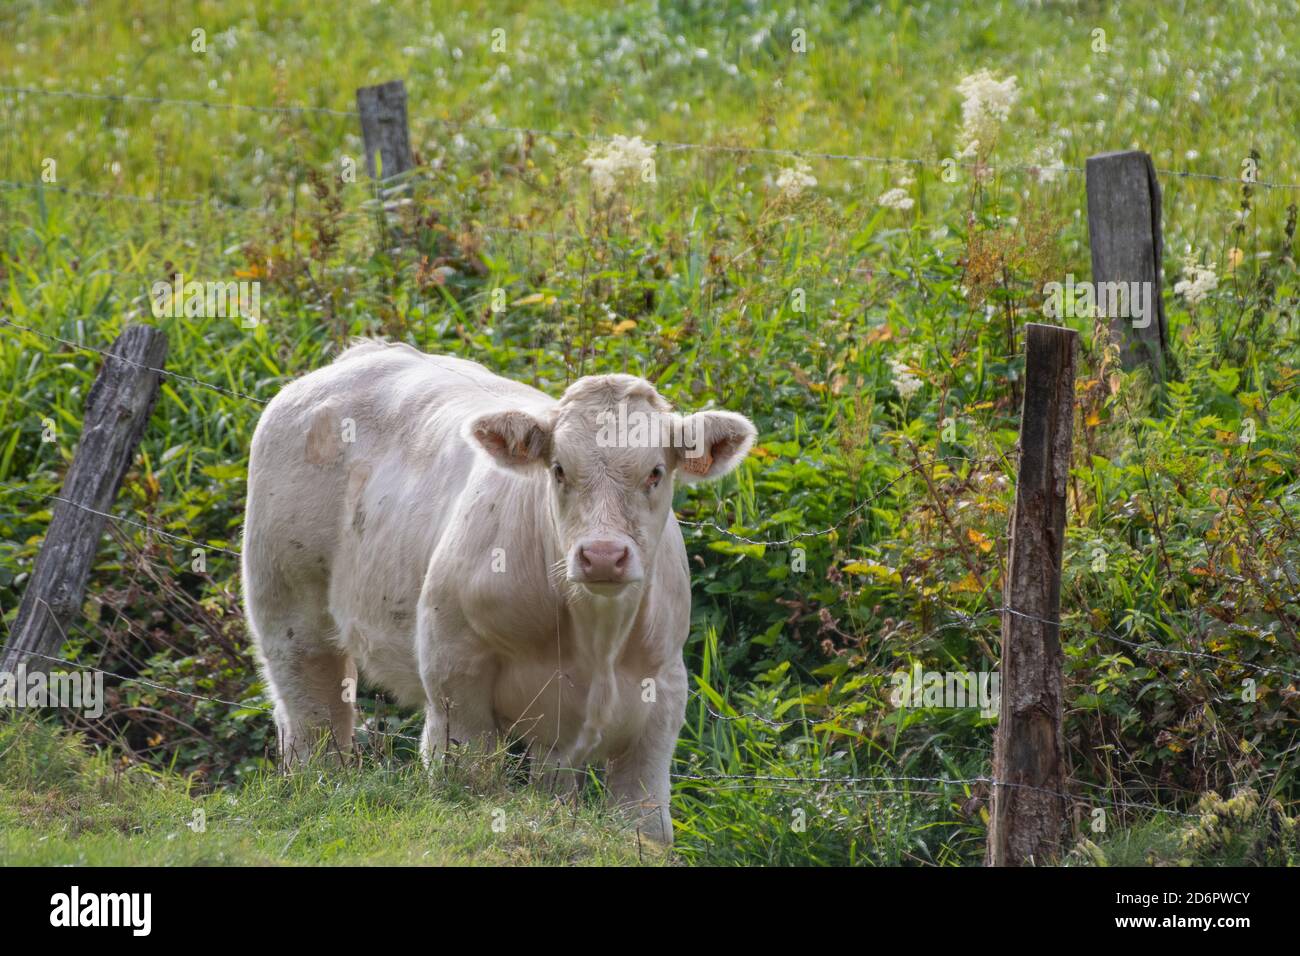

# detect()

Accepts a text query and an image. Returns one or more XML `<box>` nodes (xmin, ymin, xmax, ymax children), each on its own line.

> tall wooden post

<box><xmin>986</xmin><ymin>323</ymin><xmax>1076</xmax><ymax>866</ymax></box>
<box><xmin>1085</xmin><ymin>150</ymin><xmax>1166</xmax><ymax>375</ymax></box>
<box><xmin>356</xmin><ymin>80</ymin><xmax>414</xmax><ymax>181</ymax></box>
<box><xmin>0</xmin><ymin>325</ymin><xmax>168</xmax><ymax>675</ymax></box>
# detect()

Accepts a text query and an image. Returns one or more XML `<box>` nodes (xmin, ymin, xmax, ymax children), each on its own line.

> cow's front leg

<box><xmin>417</xmin><ymin>603</ymin><xmax>499</xmax><ymax>763</ymax></box>
<box><xmin>606</xmin><ymin>661</ymin><xmax>687</xmax><ymax>845</ymax></box>
<box><xmin>530</xmin><ymin>744</ymin><xmax>585</xmax><ymax>798</ymax></box>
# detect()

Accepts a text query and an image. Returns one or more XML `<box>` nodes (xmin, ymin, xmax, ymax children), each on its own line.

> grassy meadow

<box><xmin>1</xmin><ymin>0</ymin><xmax>1299</xmax><ymax>865</ymax></box>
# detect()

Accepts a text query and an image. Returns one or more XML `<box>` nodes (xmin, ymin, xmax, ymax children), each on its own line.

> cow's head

<box><xmin>468</xmin><ymin>375</ymin><xmax>756</xmax><ymax>596</ymax></box>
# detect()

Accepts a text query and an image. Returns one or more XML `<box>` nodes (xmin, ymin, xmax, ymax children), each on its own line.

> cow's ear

<box><xmin>467</xmin><ymin>409</ymin><xmax>553</xmax><ymax>470</ymax></box>
<box><xmin>672</xmin><ymin>410</ymin><xmax>757</xmax><ymax>484</ymax></box>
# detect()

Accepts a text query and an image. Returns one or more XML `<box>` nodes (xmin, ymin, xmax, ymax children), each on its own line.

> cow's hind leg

<box><xmin>246</xmin><ymin>577</ymin><xmax>355</xmax><ymax>767</ymax></box>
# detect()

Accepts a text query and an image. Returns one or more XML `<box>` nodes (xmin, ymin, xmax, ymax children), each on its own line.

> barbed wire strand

<box><xmin>4</xmin><ymin>463</ymin><xmax>1299</xmax><ymax>684</ymax></box>
<box><xmin>3</xmin><ymin>83</ymin><xmax>1298</xmax><ymax>189</ymax></box>
<box><xmin>1</xmin><ymin>160</ymin><xmax>431</xmax><ymax>209</ymax></box>
<box><xmin>0</xmin><ymin>84</ymin><xmax>358</xmax><ymax>117</ymax></box>
<box><xmin>0</xmin><ymin>644</ymin><xmax>1208</xmax><ymax>820</ymax></box>
<box><xmin>677</xmin><ymin>455</ymin><xmax>1005</xmax><ymax>545</ymax></box>
<box><xmin>1001</xmin><ymin>605</ymin><xmax>1300</xmax><ymax>682</ymax></box>
<box><xmin>0</xmin><ymin>316</ymin><xmax>270</xmax><ymax>405</ymax></box>
<box><xmin>0</xmin><ymin>479</ymin><xmax>243</xmax><ymax>558</ymax></box>
<box><xmin>0</xmin><ymin>219</ymin><xmax>964</xmax><ymax>294</ymax></box>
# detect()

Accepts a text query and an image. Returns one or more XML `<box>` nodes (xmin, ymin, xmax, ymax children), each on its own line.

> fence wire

<box><xmin>3</xmin><ymin>82</ymin><xmax>1299</xmax><ymax>189</ymax></box>
<box><xmin>0</xmin><ymin>500</ymin><xmax>1281</xmax><ymax>828</ymax></box>
<box><xmin>0</xmin><ymin>316</ymin><xmax>270</xmax><ymax>406</ymax></box>
<box><xmin>0</xmin><ymin>643</ymin><xmax>1210</xmax><ymax>822</ymax></box>
<box><xmin>4</xmin><ymin>313</ymin><xmax>1298</xmax><ymax>691</ymax></box>
<box><xmin>3</xmin><ymin>466</ymin><xmax>1298</xmax><ymax>681</ymax></box>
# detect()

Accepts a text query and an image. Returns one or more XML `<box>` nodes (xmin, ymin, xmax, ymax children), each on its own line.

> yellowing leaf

<box><xmin>512</xmin><ymin>292</ymin><xmax>556</xmax><ymax>307</ymax></box>
<box><xmin>842</xmin><ymin>562</ymin><xmax>901</xmax><ymax>584</ymax></box>
<box><xmin>966</xmin><ymin>528</ymin><xmax>994</xmax><ymax>553</ymax></box>
<box><xmin>611</xmin><ymin>319</ymin><xmax>637</xmax><ymax>336</ymax></box>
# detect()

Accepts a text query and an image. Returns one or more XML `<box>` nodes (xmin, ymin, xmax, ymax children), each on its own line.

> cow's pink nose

<box><xmin>578</xmin><ymin>540</ymin><xmax>630</xmax><ymax>582</ymax></box>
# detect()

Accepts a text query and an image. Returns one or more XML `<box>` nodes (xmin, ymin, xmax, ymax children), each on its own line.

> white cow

<box><xmin>242</xmin><ymin>340</ymin><xmax>756</xmax><ymax>843</ymax></box>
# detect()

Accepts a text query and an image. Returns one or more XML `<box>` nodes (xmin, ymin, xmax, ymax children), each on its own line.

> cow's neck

<box><xmin>561</xmin><ymin>585</ymin><xmax>643</xmax><ymax>763</ymax></box>
<box><xmin>532</xmin><ymin>484</ymin><xmax>650</xmax><ymax>669</ymax></box>
<box><xmin>563</xmin><ymin>587</ymin><xmax>643</xmax><ymax>665</ymax></box>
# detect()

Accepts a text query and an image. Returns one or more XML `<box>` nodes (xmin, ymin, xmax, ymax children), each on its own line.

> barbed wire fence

<box><xmin>0</xmin><ymin>565</ymin><xmax>1244</xmax><ymax>832</ymax></box>
<box><xmin>0</xmin><ymin>345</ymin><xmax>1284</xmax><ymax>850</ymax></box>
<box><xmin>2</xmin><ymin>78</ymin><xmax>1297</xmax><ymax>860</ymax></box>
<box><xmin>0</xmin><ymin>340</ymin><xmax>1287</xmax><ymax>834</ymax></box>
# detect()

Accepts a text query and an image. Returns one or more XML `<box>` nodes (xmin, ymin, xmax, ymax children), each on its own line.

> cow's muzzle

<box><xmin>570</xmin><ymin>536</ymin><xmax>642</xmax><ymax>587</ymax></box>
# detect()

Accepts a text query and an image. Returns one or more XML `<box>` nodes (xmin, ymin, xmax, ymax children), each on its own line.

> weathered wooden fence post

<box><xmin>0</xmin><ymin>325</ymin><xmax>168</xmax><ymax>675</ymax></box>
<box><xmin>356</xmin><ymin>80</ymin><xmax>414</xmax><ymax>181</ymax></box>
<box><xmin>986</xmin><ymin>322</ymin><xmax>1076</xmax><ymax>867</ymax></box>
<box><xmin>1085</xmin><ymin>150</ymin><xmax>1166</xmax><ymax>375</ymax></box>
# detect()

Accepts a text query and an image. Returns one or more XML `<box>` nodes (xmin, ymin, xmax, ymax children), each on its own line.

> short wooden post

<box><xmin>986</xmin><ymin>322</ymin><xmax>1076</xmax><ymax>867</ymax></box>
<box><xmin>356</xmin><ymin>80</ymin><xmax>414</xmax><ymax>181</ymax></box>
<box><xmin>0</xmin><ymin>325</ymin><xmax>168</xmax><ymax>675</ymax></box>
<box><xmin>1085</xmin><ymin>150</ymin><xmax>1166</xmax><ymax>375</ymax></box>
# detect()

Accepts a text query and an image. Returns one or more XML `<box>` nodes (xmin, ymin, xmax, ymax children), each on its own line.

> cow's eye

<box><xmin>647</xmin><ymin>464</ymin><xmax>665</xmax><ymax>489</ymax></box>
<box><xmin>551</xmin><ymin>463</ymin><xmax>565</xmax><ymax>483</ymax></box>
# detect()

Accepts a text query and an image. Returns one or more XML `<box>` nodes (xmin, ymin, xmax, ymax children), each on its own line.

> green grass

<box><xmin>0</xmin><ymin>717</ymin><xmax>658</xmax><ymax>865</ymax></box>
<box><xmin>10</xmin><ymin>710</ymin><xmax>1291</xmax><ymax>867</ymax></box>
<box><xmin>2</xmin><ymin>0</ymin><xmax>1299</xmax><ymax>865</ymax></box>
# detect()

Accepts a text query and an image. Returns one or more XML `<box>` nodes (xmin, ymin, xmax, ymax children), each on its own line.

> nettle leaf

<box><xmin>1206</xmin><ymin>365</ymin><xmax>1240</xmax><ymax>395</ymax></box>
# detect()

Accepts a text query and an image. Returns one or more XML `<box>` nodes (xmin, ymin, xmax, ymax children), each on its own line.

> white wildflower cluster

<box><xmin>889</xmin><ymin>357</ymin><xmax>923</xmax><ymax>399</ymax></box>
<box><xmin>773</xmin><ymin>161</ymin><xmax>817</xmax><ymax>200</ymax></box>
<box><xmin>877</xmin><ymin>171</ymin><xmax>915</xmax><ymax>211</ymax></box>
<box><xmin>1174</xmin><ymin>250</ymin><xmax>1218</xmax><ymax>305</ymax></box>
<box><xmin>582</xmin><ymin>135</ymin><xmax>656</xmax><ymax>201</ymax></box>
<box><xmin>956</xmin><ymin>70</ymin><xmax>1020</xmax><ymax>160</ymax></box>
<box><xmin>877</xmin><ymin>188</ymin><xmax>913</xmax><ymax>210</ymax></box>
